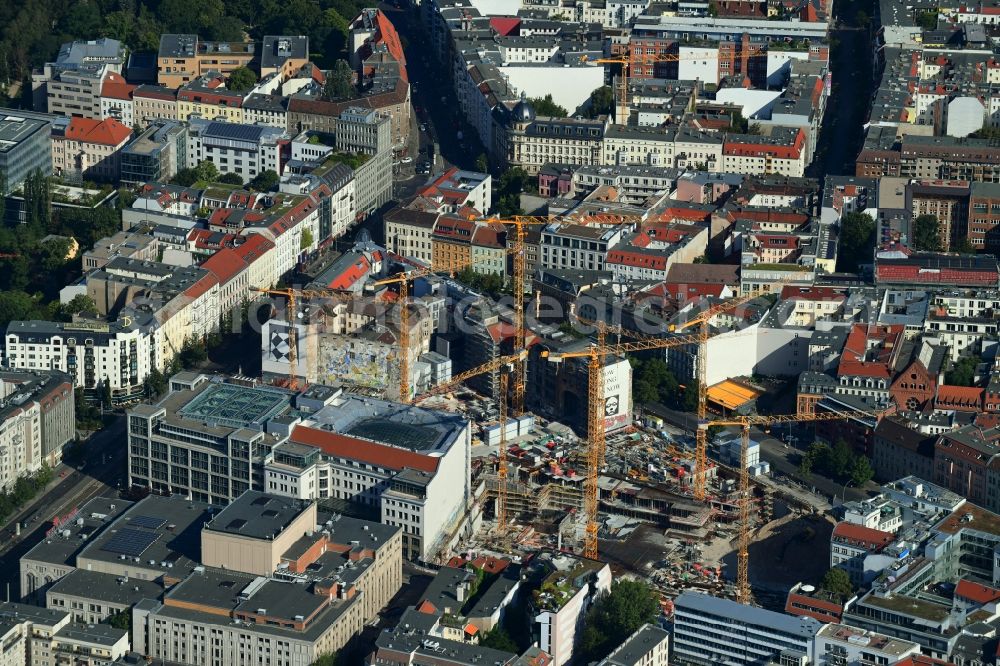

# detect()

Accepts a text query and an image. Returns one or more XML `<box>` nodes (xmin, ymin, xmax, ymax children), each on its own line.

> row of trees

<box><xmin>799</xmin><ymin>439</ymin><xmax>874</xmax><ymax>488</ymax></box>
<box><xmin>171</xmin><ymin>161</ymin><xmax>280</xmax><ymax>192</ymax></box>
<box><xmin>912</xmin><ymin>214</ymin><xmax>976</xmax><ymax>253</ymax></box>
<box><xmin>0</xmin><ymin>0</ymin><xmax>366</xmax><ymax>98</ymax></box>
<box><xmin>0</xmin><ymin>464</ymin><xmax>53</xmax><ymax>525</ymax></box>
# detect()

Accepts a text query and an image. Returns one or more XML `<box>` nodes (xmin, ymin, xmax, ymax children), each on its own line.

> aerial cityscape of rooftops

<box><xmin>4</xmin><ymin>0</ymin><xmax>1000</xmax><ymax>663</ymax></box>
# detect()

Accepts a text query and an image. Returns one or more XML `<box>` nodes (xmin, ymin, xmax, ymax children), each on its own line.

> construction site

<box><xmin>257</xmin><ymin>214</ymin><xmax>872</xmax><ymax>610</ymax></box>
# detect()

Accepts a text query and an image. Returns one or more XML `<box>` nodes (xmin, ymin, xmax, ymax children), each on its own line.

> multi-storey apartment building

<box><xmin>132</xmin><ymin>85</ymin><xmax>178</xmax><ymax>127</ymax></box>
<box><xmin>50</xmin><ymin>117</ymin><xmax>132</xmax><ymax>183</ymax></box>
<box><xmin>126</xmin><ymin>375</ymin><xmax>291</xmax><ymax>504</ymax></box>
<box><xmin>5</xmin><ymin>316</ymin><xmax>159</xmax><ymax>402</ymax></box>
<box><xmin>502</xmin><ymin>100</ymin><xmax>608</xmax><ymax>174</ymax></box>
<box><xmin>268</xmin><ymin>392</ymin><xmax>472</xmax><ymax>561</ymax></box>
<box><xmin>0</xmin><ymin>371</ymin><xmax>74</xmax><ymax>491</ymax></box>
<box><xmin>539</xmin><ymin>222</ymin><xmax>631</xmax><ymax>271</ymax></box>
<box><xmin>906</xmin><ymin>180</ymin><xmax>970</xmax><ymax>251</ymax></box>
<box><xmin>383</xmin><ymin>207</ymin><xmax>440</xmax><ymax>265</ymax></box>
<box><xmin>968</xmin><ymin>180</ymin><xmax>1000</xmax><ymax>252</ymax></box>
<box><xmin>186</xmin><ymin>118</ymin><xmax>286</xmax><ymax>183</ymax></box>
<box><xmin>157</xmin><ymin>34</ymin><xmax>256</xmax><ymax>88</ymax></box>
<box><xmin>673</xmin><ymin>590</ymin><xmax>821</xmax><ymax>665</ymax></box>
<box><xmin>135</xmin><ymin>493</ymin><xmax>401</xmax><ymax>666</ymax></box>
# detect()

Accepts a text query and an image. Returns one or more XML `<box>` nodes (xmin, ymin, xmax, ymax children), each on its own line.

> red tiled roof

<box><xmin>184</xmin><ymin>273</ymin><xmax>219</xmax><ymax>300</ymax></box>
<box><xmin>606</xmin><ymin>249</ymin><xmax>667</xmax><ymax>271</ymax></box>
<box><xmin>471</xmin><ymin>225</ymin><xmax>505</xmax><ymax>249</ymax></box>
<box><xmin>234</xmin><ymin>234</ymin><xmax>275</xmax><ymax>264</ymax></box>
<box><xmin>490</xmin><ymin>17</ymin><xmax>521</xmax><ymax>36</ymax></box>
<box><xmin>894</xmin><ymin>658</ymin><xmax>954</xmax><ymax>666</ymax></box>
<box><xmin>325</xmin><ymin>255</ymin><xmax>376</xmax><ymax>290</ymax></box>
<box><xmin>936</xmin><ymin>385</ymin><xmax>984</xmax><ymax>412</ymax></box>
<box><xmin>62</xmin><ymin>117</ymin><xmax>132</xmax><ymax>146</ymax></box>
<box><xmin>784</xmin><ymin>590</ymin><xmax>843</xmax><ymax>623</ymax></box>
<box><xmin>838</xmin><ymin>323</ymin><xmax>903</xmax><ymax>379</ymax></box>
<box><xmin>955</xmin><ymin>579</ymin><xmax>1000</xmax><ymax>604</ymax></box>
<box><xmin>780</xmin><ymin>286</ymin><xmax>846</xmax><ymax>301</ymax></box>
<box><xmin>724</xmin><ymin>129</ymin><xmax>805</xmax><ymax>160</ymax></box>
<box><xmin>290</xmin><ymin>425</ymin><xmax>440</xmax><ymax>473</ymax></box>
<box><xmin>876</xmin><ymin>263</ymin><xmax>998</xmax><ymax>286</ymax></box>
<box><xmin>201</xmin><ymin>248</ymin><xmax>248</xmax><ymax>285</ymax></box>
<box><xmin>470</xmin><ymin>556</ymin><xmax>509</xmax><ymax>574</ymax></box>
<box><xmin>100</xmin><ymin>73</ymin><xmax>136</xmax><ymax>101</ymax></box>
<box><xmin>831</xmin><ymin>522</ymin><xmax>894</xmax><ymax>551</ymax></box>
<box><xmin>416</xmin><ymin>599</ymin><xmax>437</xmax><ymax>614</ymax></box>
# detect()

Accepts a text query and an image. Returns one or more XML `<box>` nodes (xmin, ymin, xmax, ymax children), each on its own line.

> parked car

<box><xmin>401</xmin><ymin>156</ymin><xmax>413</xmax><ymax>164</ymax></box>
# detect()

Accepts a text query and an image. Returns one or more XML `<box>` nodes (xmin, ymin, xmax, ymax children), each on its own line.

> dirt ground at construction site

<box><xmin>696</xmin><ymin>511</ymin><xmax>836</xmax><ymax>592</ymax></box>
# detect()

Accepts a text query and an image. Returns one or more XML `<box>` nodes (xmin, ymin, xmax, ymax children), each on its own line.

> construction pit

<box><xmin>463</xmin><ymin>414</ymin><xmax>831</xmax><ymax>608</ymax></box>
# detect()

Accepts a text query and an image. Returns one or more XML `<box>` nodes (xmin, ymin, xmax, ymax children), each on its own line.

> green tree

<box><xmin>681</xmin><ymin>378</ymin><xmax>699</xmax><ymax>412</ymax></box>
<box><xmin>916</xmin><ymin>9</ymin><xmax>938</xmax><ymax>29</ymax></box>
<box><xmin>528</xmin><ymin>94</ymin><xmax>568</xmax><ymax>118</ymax></box>
<box><xmin>158</xmin><ymin>0</ymin><xmax>225</xmax><ymax>34</ymax></box>
<box><xmin>946</xmin><ymin>356</ymin><xmax>978</xmax><ymax>387</ymax></box>
<box><xmin>798</xmin><ymin>452</ymin><xmax>813</xmax><ymax>475</ymax></box>
<box><xmin>171</xmin><ymin>168</ymin><xmax>199</xmax><ymax>187</ymax></box>
<box><xmin>0</xmin><ymin>290</ymin><xmax>42</xmax><ymax>326</ymax></box>
<box><xmin>912</xmin><ymin>214</ymin><xmax>941</xmax><ymax>251</ymax></box>
<box><xmin>227</xmin><ymin>66</ymin><xmax>258</xmax><ymax>93</ymax></box>
<box><xmin>208</xmin><ymin>15</ymin><xmax>246</xmax><ymax>42</ymax></box>
<box><xmin>589</xmin><ymin>85</ymin><xmax>615</xmax><ymax>118</ymax></box>
<box><xmin>850</xmin><ymin>455</ymin><xmax>874</xmax><ymax>487</ymax></box>
<box><xmin>217</xmin><ymin>172</ymin><xmax>245</xmax><ymax>186</ymax></box>
<box><xmin>59</xmin><ymin>294</ymin><xmax>97</xmax><ymax>320</ymax></box>
<box><xmin>105</xmin><ymin>610</ymin><xmax>131</xmax><ymax>632</ymax></box>
<box><xmin>475</xmin><ymin>153</ymin><xmax>489</xmax><ymax>173</ymax></box>
<box><xmin>972</xmin><ymin>125</ymin><xmax>1000</xmax><ymax>140</ymax></box>
<box><xmin>58</xmin><ymin>2</ymin><xmax>104</xmax><ymax>39</ymax></box>
<box><xmin>319</xmin><ymin>9</ymin><xmax>351</xmax><ymax>60</ymax></box>
<box><xmin>194</xmin><ymin>160</ymin><xmax>220</xmax><ymax>183</ymax></box>
<box><xmin>952</xmin><ymin>237</ymin><xmax>977</xmax><ymax>254</ymax></box>
<box><xmin>100</xmin><ymin>381</ymin><xmax>113</xmax><ymax>409</ymax></box>
<box><xmin>179</xmin><ymin>339</ymin><xmax>208</xmax><ymax>369</ymax></box>
<box><xmin>323</xmin><ymin>60</ymin><xmax>355</xmax><ymax>101</ymax></box>
<box><xmin>821</xmin><ymin>567</ymin><xmax>854</xmax><ymax>600</ymax></box>
<box><xmin>578</xmin><ymin>580</ymin><xmax>660</xmax><ymax>663</ymax></box>
<box><xmin>249</xmin><ymin>170</ymin><xmax>280</xmax><ymax>192</ymax></box>
<box><xmin>144</xmin><ymin>368</ymin><xmax>168</xmax><ymax>399</ymax></box>
<box><xmin>479</xmin><ymin>626</ymin><xmax>518</xmax><ymax>652</ymax></box>
<box><xmin>837</xmin><ymin>212</ymin><xmax>876</xmax><ymax>272</ymax></box>
<box><xmin>829</xmin><ymin>439</ymin><xmax>853</xmax><ymax>477</ymax></box>
<box><xmin>301</xmin><ymin>228</ymin><xmax>314</xmax><ymax>250</ymax></box>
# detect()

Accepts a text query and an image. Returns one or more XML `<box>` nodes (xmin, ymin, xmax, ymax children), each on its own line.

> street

<box><xmin>382</xmin><ymin>3</ymin><xmax>485</xmax><ymax>173</ymax></box>
<box><xmin>808</xmin><ymin>0</ymin><xmax>875</xmax><ymax>179</ymax></box>
<box><xmin>0</xmin><ymin>415</ymin><xmax>126</xmax><ymax>600</ymax></box>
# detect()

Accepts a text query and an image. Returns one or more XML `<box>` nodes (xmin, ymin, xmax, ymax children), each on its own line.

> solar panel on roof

<box><xmin>130</xmin><ymin>515</ymin><xmax>166</xmax><ymax>529</ymax></box>
<box><xmin>100</xmin><ymin>528</ymin><xmax>159</xmax><ymax>557</ymax></box>
<box><xmin>205</xmin><ymin>121</ymin><xmax>265</xmax><ymax>143</ymax></box>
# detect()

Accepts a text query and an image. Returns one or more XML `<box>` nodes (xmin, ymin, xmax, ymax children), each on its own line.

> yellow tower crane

<box><xmin>705</xmin><ymin>410</ymin><xmax>882</xmax><ymax>604</ymax></box>
<box><xmin>480</xmin><ymin>212</ymin><xmax>644</xmax><ymax>414</ymax></box>
<box><xmin>666</xmin><ymin>288</ymin><xmax>787</xmax><ymax>501</ymax></box>
<box><xmin>541</xmin><ymin>327</ymin><xmax>704</xmax><ymax>559</ymax></box>
<box><xmin>251</xmin><ymin>286</ymin><xmax>361</xmax><ymax>391</ymax></box>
